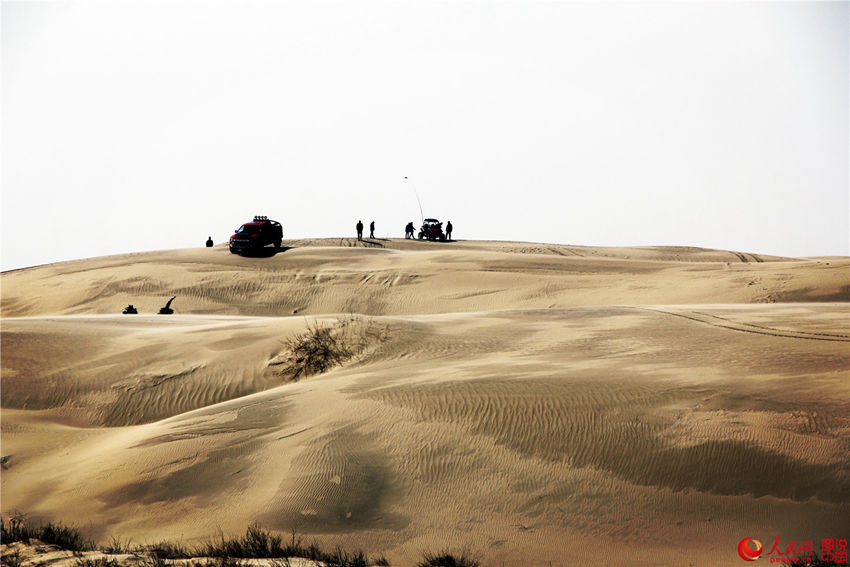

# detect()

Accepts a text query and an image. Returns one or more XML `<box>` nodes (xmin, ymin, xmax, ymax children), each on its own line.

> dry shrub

<box><xmin>418</xmin><ymin>550</ymin><xmax>480</xmax><ymax>567</ymax></box>
<box><xmin>270</xmin><ymin>316</ymin><xmax>388</xmax><ymax>381</ymax></box>
<box><xmin>1</xmin><ymin>514</ymin><xmax>93</xmax><ymax>552</ymax></box>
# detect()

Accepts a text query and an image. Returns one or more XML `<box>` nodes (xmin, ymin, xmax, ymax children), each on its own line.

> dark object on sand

<box><xmin>122</xmin><ymin>304</ymin><xmax>138</xmax><ymax>314</ymax></box>
<box><xmin>229</xmin><ymin>216</ymin><xmax>283</xmax><ymax>254</ymax></box>
<box><xmin>158</xmin><ymin>296</ymin><xmax>176</xmax><ymax>315</ymax></box>
<box><xmin>418</xmin><ymin>218</ymin><xmax>446</xmax><ymax>241</ymax></box>
<box><xmin>206</xmin><ymin>236</ymin><xmax>213</xmax><ymax>247</ymax></box>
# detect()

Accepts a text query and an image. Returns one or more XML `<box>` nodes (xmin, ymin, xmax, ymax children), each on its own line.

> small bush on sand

<box><xmin>271</xmin><ymin>316</ymin><xmax>388</xmax><ymax>381</ymax></box>
<box><xmin>323</xmin><ymin>547</ymin><xmax>367</xmax><ymax>567</ymax></box>
<box><xmin>1</xmin><ymin>549</ymin><xmax>23</xmax><ymax>567</ymax></box>
<box><xmin>418</xmin><ymin>550</ymin><xmax>480</xmax><ymax>567</ymax></box>
<box><xmin>75</xmin><ymin>558</ymin><xmax>121</xmax><ymax>567</ymax></box>
<box><xmin>201</xmin><ymin>524</ymin><xmax>284</xmax><ymax>558</ymax></box>
<box><xmin>146</xmin><ymin>540</ymin><xmax>191</xmax><ymax>559</ymax></box>
<box><xmin>200</xmin><ymin>525</ymin><xmax>371</xmax><ymax>566</ymax></box>
<box><xmin>1</xmin><ymin>515</ymin><xmax>93</xmax><ymax>552</ymax></box>
<box><xmin>102</xmin><ymin>536</ymin><xmax>134</xmax><ymax>555</ymax></box>
<box><xmin>42</xmin><ymin>522</ymin><xmax>94</xmax><ymax>552</ymax></box>
<box><xmin>140</xmin><ymin>554</ymin><xmax>167</xmax><ymax>567</ymax></box>
<box><xmin>3</xmin><ymin>517</ymin><xmax>376</xmax><ymax>567</ymax></box>
<box><xmin>1</xmin><ymin>515</ymin><xmax>37</xmax><ymax>544</ymax></box>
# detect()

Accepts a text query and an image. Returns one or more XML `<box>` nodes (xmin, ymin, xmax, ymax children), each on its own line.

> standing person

<box><xmin>356</xmin><ymin>220</ymin><xmax>363</xmax><ymax>241</ymax></box>
<box><xmin>205</xmin><ymin>236</ymin><xmax>213</xmax><ymax>247</ymax></box>
<box><xmin>405</xmin><ymin>222</ymin><xmax>414</xmax><ymax>239</ymax></box>
<box><xmin>446</xmin><ymin>221</ymin><xmax>453</xmax><ymax>241</ymax></box>
<box><xmin>369</xmin><ymin>221</ymin><xmax>375</xmax><ymax>239</ymax></box>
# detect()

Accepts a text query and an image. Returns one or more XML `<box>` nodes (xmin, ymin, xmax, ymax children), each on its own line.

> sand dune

<box><xmin>2</xmin><ymin>240</ymin><xmax>848</xmax><ymax>566</ymax></box>
<box><xmin>1</xmin><ymin>240</ymin><xmax>846</xmax><ymax>319</ymax></box>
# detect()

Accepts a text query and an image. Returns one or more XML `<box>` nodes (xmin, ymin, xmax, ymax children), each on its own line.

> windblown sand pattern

<box><xmin>2</xmin><ymin>239</ymin><xmax>848</xmax><ymax>566</ymax></box>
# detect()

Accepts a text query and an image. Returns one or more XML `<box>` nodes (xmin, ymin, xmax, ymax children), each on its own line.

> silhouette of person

<box><xmin>356</xmin><ymin>220</ymin><xmax>363</xmax><ymax>241</ymax></box>
<box><xmin>405</xmin><ymin>222</ymin><xmax>414</xmax><ymax>239</ymax></box>
<box><xmin>369</xmin><ymin>221</ymin><xmax>375</xmax><ymax>239</ymax></box>
<box><xmin>205</xmin><ymin>236</ymin><xmax>213</xmax><ymax>247</ymax></box>
<box><xmin>446</xmin><ymin>221</ymin><xmax>453</xmax><ymax>241</ymax></box>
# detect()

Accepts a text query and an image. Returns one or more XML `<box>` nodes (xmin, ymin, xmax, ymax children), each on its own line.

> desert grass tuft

<box><xmin>145</xmin><ymin>540</ymin><xmax>191</xmax><ymax>560</ymax></box>
<box><xmin>199</xmin><ymin>524</ymin><xmax>374</xmax><ymax>565</ymax></box>
<box><xmin>271</xmin><ymin>316</ymin><xmax>388</xmax><ymax>381</ymax></box>
<box><xmin>1</xmin><ymin>549</ymin><xmax>23</xmax><ymax>567</ymax></box>
<box><xmin>1</xmin><ymin>515</ymin><xmax>93</xmax><ymax>552</ymax></box>
<box><xmin>139</xmin><ymin>554</ymin><xmax>167</xmax><ymax>567</ymax></box>
<box><xmin>102</xmin><ymin>536</ymin><xmax>134</xmax><ymax>555</ymax></box>
<box><xmin>417</xmin><ymin>550</ymin><xmax>480</xmax><ymax>567</ymax></box>
<box><xmin>4</xmin><ymin>517</ymin><xmax>378</xmax><ymax>567</ymax></box>
<box><xmin>75</xmin><ymin>558</ymin><xmax>121</xmax><ymax>567</ymax></box>
<box><xmin>200</xmin><ymin>524</ymin><xmax>284</xmax><ymax>558</ymax></box>
<box><xmin>1</xmin><ymin>515</ymin><xmax>36</xmax><ymax>544</ymax></box>
<box><xmin>41</xmin><ymin>522</ymin><xmax>93</xmax><ymax>552</ymax></box>
<box><xmin>323</xmin><ymin>546</ymin><xmax>368</xmax><ymax>567</ymax></box>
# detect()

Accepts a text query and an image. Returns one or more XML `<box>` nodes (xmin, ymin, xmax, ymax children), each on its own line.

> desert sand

<box><xmin>2</xmin><ymin>238</ymin><xmax>848</xmax><ymax>566</ymax></box>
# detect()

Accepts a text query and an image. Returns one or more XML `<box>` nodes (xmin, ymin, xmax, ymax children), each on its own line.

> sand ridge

<box><xmin>2</xmin><ymin>240</ymin><xmax>849</xmax><ymax>566</ymax></box>
<box><xmin>1</xmin><ymin>240</ymin><xmax>847</xmax><ymax>319</ymax></box>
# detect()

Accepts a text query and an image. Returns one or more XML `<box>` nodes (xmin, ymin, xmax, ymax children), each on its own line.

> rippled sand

<box><xmin>2</xmin><ymin>239</ymin><xmax>848</xmax><ymax>566</ymax></box>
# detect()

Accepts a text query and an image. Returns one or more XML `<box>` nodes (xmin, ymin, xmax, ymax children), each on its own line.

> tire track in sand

<box><xmin>634</xmin><ymin>307</ymin><xmax>850</xmax><ymax>342</ymax></box>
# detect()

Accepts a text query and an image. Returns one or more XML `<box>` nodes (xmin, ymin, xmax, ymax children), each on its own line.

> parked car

<box><xmin>229</xmin><ymin>216</ymin><xmax>283</xmax><ymax>254</ymax></box>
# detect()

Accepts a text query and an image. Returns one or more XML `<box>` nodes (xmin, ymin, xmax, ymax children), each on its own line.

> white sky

<box><xmin>2</xmin><ymin>0</ymin><xmax>848</xmax><ymax>271</ymax></box>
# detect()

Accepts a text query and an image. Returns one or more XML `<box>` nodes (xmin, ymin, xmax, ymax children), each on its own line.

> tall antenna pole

<box><xmin>404</xmin><ymin>176</ymin><xmax>424</xmax><ymax>223</ymax></box>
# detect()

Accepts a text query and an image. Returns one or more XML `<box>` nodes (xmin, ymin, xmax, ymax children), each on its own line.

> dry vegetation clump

<box><xmin>1</xmin><ymin>514</ymin><xmax>93</xmax><ymax>552</ymax></box>
<box><xmin>0</xmin><ymin>516</ymin><xmax>500</xmax><ymax>567</ymax></box>
<box><xmin>416</xmin><ymin>550</ymin><xmax>479</xmax><ymax>567</ymax></box>
<box><xmin>269</xmin><ymin>316</ymin><xmax>388</xmax><ymax>382</ymax></box>
<box><xmin>1</xmin><ymin>517</ymin><xmax>375</xmax><ymax>566</ymax></box>
<box><xmin>1</xmin><ymin>549</ymin><xmax>23</xmax><ymax>567</ymax></box>
<box><xmin>102</xmin><ymin>537</ymin><xmax>134</xmax><ymax>555</ymax></box>
<box><xmin>74</xmin><ymin>559</ymin><xmax>122</xmax><ymax>567</ymax></box>
<box><xmin>199</xmin><ymin>524</ymin><xmax>368</xmax><ymax>566</ymax></box>
<box><xmin>143</xmin><ymin>558</ymin><xmax>253</xmax><ymax>567</ymax></box>
<box><xmin>144</xmin><ymin>541</ymin><xmax>191</xmax><ymax>560</ymax></box>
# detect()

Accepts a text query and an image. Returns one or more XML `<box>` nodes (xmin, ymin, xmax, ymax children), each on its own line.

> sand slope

<box><xmin>2</xmin><ymin>240</ymin><xmax>849</xmax><ymax>566</ymax></box>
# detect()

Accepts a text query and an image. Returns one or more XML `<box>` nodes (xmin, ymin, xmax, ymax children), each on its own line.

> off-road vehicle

<box><xmin>229</xmin><ymin>216</ymin><xmax>283</xmax><ymax>254</ymax></box>
<box><xmin>418</xmin><ymin>218</ymin><xmax>446</xmax><ymax>241</ymax></box>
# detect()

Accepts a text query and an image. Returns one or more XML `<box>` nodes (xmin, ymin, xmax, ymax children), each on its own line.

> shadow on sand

<box><xmin>233</xmin><ymin>246</ymin><xmax>293</xmax><ymax>258</ymax></box>
<box><xmin>346</xmin><ymin>238</ymin><xmax>387</xmax><ymax>248</ymax></box>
